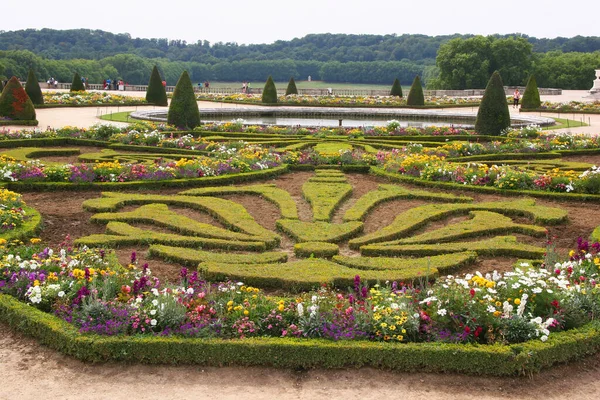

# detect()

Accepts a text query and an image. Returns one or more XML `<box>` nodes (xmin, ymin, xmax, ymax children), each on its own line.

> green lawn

<box><xmin>543</xmin><ymin>117</ymin><xmax>587</xmax><ymax>130</ymax></box>
<box><xmin>99</xmin><ymin>111</ymin><xmax>134</xmax><ymax>123</ymax></box>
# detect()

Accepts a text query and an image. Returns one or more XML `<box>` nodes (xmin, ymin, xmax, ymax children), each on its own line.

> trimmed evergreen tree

<box><xmin>285</xmin><ymin>77</ymin><xmax>298</xmax><ymax>95</ymax></box>
<box><xmin>390</xmin><ymin>78</ymin><xmax>403</xmax><ymax>97</ymax></box>
<box><xmin>70</xmin><ymin>72</ymin><xmax>85</xmax><ymax>92</ymax></box>
<box><xmin>406</xmin><ymin>75</ymin><xmax>424</xmax><ymax>106</ymax></box>
<box><xmin>262</xmin><ymin>76</ymin><xmax>278</xmax><ymax>103</ymax></box>
<box><xmin>25</xmin><ymin>68</ymin><xmax>44</xmax><ymax>105</ymax></box>
<box><xmin>521</xmin><ymin>75</ymin><xmax>541</xmax><ymax>110</ymax></box>
<box><xmin>0</xmin><ymin>76</ymin><xmax>36</xmax><ymax>120</ymax></box>
<box><xmin>167</xmin><ymin>70</ymin><xmax>200</xmax><ymax>129</ymax></box>
<box><xmin>146</xmin><ymin>65</ymin><xmax>168</xmax><ymax>106</ymax></box>
<box><xmin>0</xmin><ymin>80</ymin><xmax>4</xmax><ymax>94</ymax></box>
<box><xmin>475</xmin><ymin>71</ymin><xmax>511</xmax><ymax>136</ymax></box>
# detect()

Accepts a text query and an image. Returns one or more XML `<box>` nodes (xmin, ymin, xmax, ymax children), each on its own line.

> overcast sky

<box><xmin>2</xmin><ymin>0</ymin><xmax>595</xmax><ymax>45</ymax></box>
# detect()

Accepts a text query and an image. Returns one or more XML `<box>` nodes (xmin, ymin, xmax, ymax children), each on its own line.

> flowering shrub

<box><xmin>3</xmin><ymin>240</ymin><xmax>600</xmax><ymax>344</ymax></box>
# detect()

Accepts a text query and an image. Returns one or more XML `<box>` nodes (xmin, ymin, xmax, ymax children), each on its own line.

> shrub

<box><xmin>0</xmin><ymin>76</ymin><xmax>36</xmax><ymax>121</ymax></box>
<box><xmin>146</xmin><ymin>65</ymin><xmax>168</xmax><ymax>106</ymax></box>
<box><xmin>390</xmin><ymin>78</ymin><xmax>403</xmax><ymax>97</ymax></box>
<box><xmin>262</xmin><ymin>76</ymin><xmax>278</xmax><ymax>104</ymax></box>
<box><xmin>285</xmin><ymin>77</ymin><xmax>298</xmax><ymax>96</ymax></box>
<box><xmin>167</xmin><ymin>71</ymin><xmax>201</xmax><ymax>129</ymax></box>
<box><xmin>475</xmin><ymin>71</ymin><xmax>510</xmax><ymax>136</ymax></box>
<box><xmin>25</xmin><ymin>69</ymin><xmax>43</xmax><ymax>105</ymax></box>
<box><xmin>521</xmin><ymin>75</ymin><xmax>541</xmax><ymax>110</ymax></box>
<box><xmin>70</xmin><ymin>73</ymin><xmax>85</xmax><ymax>92</ymax></box>
<box><xmin>406</xmin><ymin>76</ymin><xmax>424</xmax><ymax>106</ymax></box>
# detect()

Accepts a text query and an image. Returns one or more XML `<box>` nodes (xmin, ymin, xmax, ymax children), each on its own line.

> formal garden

<box><xmin>2</xmin><ymin>68</ymin><xmax>600</xmax><ymax>376</ymax></box>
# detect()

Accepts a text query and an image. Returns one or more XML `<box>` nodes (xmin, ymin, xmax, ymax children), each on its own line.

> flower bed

<box><xmin>39</xmin><ymin>92</ymin><xmax>148</xmax><ymax>107</ymax></box>
<box><xmin>523</xmin><ymin>100</ymin><xmax>600</xmax><ymax>114</ymax></box>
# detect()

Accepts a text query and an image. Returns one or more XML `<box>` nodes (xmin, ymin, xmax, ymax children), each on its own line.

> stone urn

<box><xmin>591</xmin><ymin>69</ymin><xmax>600</xmax><ymax>94</ymax></box>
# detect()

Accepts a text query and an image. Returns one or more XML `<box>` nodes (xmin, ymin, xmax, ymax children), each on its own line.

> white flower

<box><xmin>437</xmin><ymin>308</ymin><xmax>447</xmax><ymax>316</ymax></box>
<box><xmin>151</xmin><ymin>288</ymin><xmax>159</xmax><ymax>296</ymax></box>
<box><xmin>541</xmin><ymin>335</ymin><xmax>548</xmax><ymax>342</ymax></box>
<box><xmin>297</xmin><ymin>303</ymin><xmax>304</xmax><ymax>317</ymax></box>
<box><xmin>152</xmin><ymin>299</ymin><xmax>159</xmax><ymax>306</ymax></box>
<box><xmin>186</xmin><ymin>287</ymin><xmax>194</xmax><ymax>295</ymax></box>
<box><xmin>58</xmin><ymin>291</ymin><xmax>65</xmax><ymax>298</ymax></box>
<box><xmin>487</xmin><ymin>305</ymin><xmax>496</xmax><ymax>313</ymax></box>
<box><xmin>150</xmin><ymin>310</ymin><xmax>156</xmax><ymax>316</ymax></box>
<box><xmin>150</xmin><ymin>319</ymin><xmax>157</xmax><ymax>326</ymax></box>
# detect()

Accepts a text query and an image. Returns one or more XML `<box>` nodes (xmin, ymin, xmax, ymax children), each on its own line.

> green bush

<box><xmin>262</xmin><ymin>76</ymin><xmax>278</xmax><ymax>104</ymax></box>
<box><xmin>167</xmin><ymin>71</ymin><xmax>201</xmax><ymax>129</ymax></box>
<box><xmin>70</xmin><ymin>72</ymin><xmax>85</xmax><ymax>92</ymax></box>
<box><xmin>294</xmin><ymin>241</ymin><xmax>339</xmax><ymax>258</ymax></box>
<box><xmin>521</xmin><ymin>75</ymin><xmax>541</xmax><ymax>110</ymax></box>
<box><xmin>285</xmin><ymin>77</ymin><xmax>298</xmax><ymax>96</ymax></box>
<box><xmin>475</xmin><ymin>71</ymin><xmax>510</xmax><ymax>135</ymax></box>
<box><xmin>277</xmin><ymin>220</ymin><xmax>363</xmax><ymax>243</ymax></box>
<box><xmin>390</xmin><ymin>78</ymin><xmax>403</xmax><ymax>97</ymax></box>
<box><xmin>406</xmin><ymin>76</ymin><xmax>424</xmax><ymax>106</ymax></box>
<box><xmin>0</xmin><ymin>76</ymin><xmax>36</xmax><ymax>121</ymax></box>
<box><xmin>25</xmin><ymin>69</ymin><xmax>43</xmax><ymax>105</ymax></box>
<box><xmin>149</xmin><ymin>244</ymin><xmax>287</xmax><ymax>266</ymax></box>
<box><xmin>146</xmin><ymin>65</ymin><xmax>168</xmax><ymax>106</ymax></box>
<box><xmin>302</xmin><ymin>180</ymin><xmax>352</xmax><ymax>221</ymax></box>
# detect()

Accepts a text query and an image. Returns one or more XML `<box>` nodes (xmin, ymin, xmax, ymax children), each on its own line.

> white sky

<box><xmin>2</xmin><ymin>0</ymin><xmax>595</xmax><ymax>45</ymax></box>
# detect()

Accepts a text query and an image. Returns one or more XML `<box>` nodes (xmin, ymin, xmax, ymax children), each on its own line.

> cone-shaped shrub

<box><xmin>475</xmin><ymin>71</ymin><xmax>511</xmax><ymax>136</ymax></box>
<box><xmin>285</xmin><ymin>77</ymin><xmax>298</xmax><ymax>96</ymax></box>
<box><xmin>0</xmin><ymin>76</ymin><xmax>36</xmax><ymax>120</ymax></box>
<box><xmin>146</xmin><ymin>65</ymin><xmax>168</xmax><ymax>106</ymax></box>
<box><xmin>406</xmin><ymin>76</ymin><xmax>424</xmax><ymax>106</ymax></box>
<box><xmin>167</xmin><ymin>70</ymin><xmax>200</xmax><ymax>129</ymax></box>
<box><xmin>262</xmin><ymin>76</ymin><xmax>278</xmax><ymax>104</ymax></box>
<box><xmin>70</xmin><ymin>72</ymin><xmax>85</xmax><ymax>92</ymax></box>
<box><xmin>0</xmin><ymin>80</ymin><xmax>5</xmax><ymax>94</ymax></box>
<box><xmin>25</xmin><ymin>68</ymin><xmax>44</xmax><ymax>105</ymax></box>
<box><xmin>521</xmin><ymin>75</ymin><xmax>541</xmax><ymax>110</ymax></box>
<box><xmin>390</xmin><ymin>78</ymin><xmax>403</xmax><ymax>97</ymax></box>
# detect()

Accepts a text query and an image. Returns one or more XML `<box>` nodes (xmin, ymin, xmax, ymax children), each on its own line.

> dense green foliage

<box><xmin>285</xmin><ymin>77</ymin><xmax>298</xmax><ymax>95</ymax></box>
<box><xmin>70</xmin><ymin>72</ymin><xmax>85</xmax><ymax>91</ymax></box>
<box><xmin>0</xmin><ymin>30</ymin><xmax>599</xmax><ymax>88</ymax></box>
<box><xmin>406</xmin><ymin>76</ymin><xmax>424</xmax><ymax>106</ymax></box>
<box><xmin>0</xmin><ymin>76</ymin><xmax>36</xmax><ymax>120</ymax></box>
<box><xmin>146</xmin><ymin>65</ymin><xmax>168</xmax><ymax>106</ymax></box>
<box><xmin>475</xmin><ymin>71</ymin><xmax>511</xmax><ymax>135</ymax></box>
<box><xmin>167</xmin><ymin>71</ymin><xmax>200</xmax><ymax>129</ymax></box>
<box><xmin>24</xmin><ymin>68</ymin><xmax>43</xmax><ymax>105</ymax></box>
<box><xmin>521</xmin><ymin>75</ymin><xmax>541</xmax><ymax>109</ymax></box>
<box><xmin>390</xmin><ymin>78</ymin><xmax>402</xmax><ymax>97</ymax></box>
<box><xmin>262</xmin><ymin>76</ymin><xmax>278</xmax><ymax>104</ymax></box>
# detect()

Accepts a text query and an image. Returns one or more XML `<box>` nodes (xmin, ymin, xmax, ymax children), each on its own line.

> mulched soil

<box><xmin>19</xmin><ymin>171</ymin><xmax>600</xmax><ymax>284</ymax></box>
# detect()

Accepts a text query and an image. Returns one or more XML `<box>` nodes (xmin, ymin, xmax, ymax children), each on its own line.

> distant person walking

<box><xmin>513</xmin><ymin>89</ymin><xmax>521</xmax><ymax>109</ymax></box>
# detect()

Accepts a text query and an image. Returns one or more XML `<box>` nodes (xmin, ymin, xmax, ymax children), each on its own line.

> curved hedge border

<box><xmin>148</xmin><ymin>244</ymin><xmax>287</xmax><ymax>265</ymax></box>
<box><xmin>0</xmin><ymin>206</ymin><xmax>42</xmax><ymax>242</ymax></box>
<box><xmin>294</xmin><ymin>241</ymin><xmax>340</xmax><ymax>258</ymax></box>
<box><xmin>4</xmin><ymin>293</ymin><xmax>600</xmax><ymax>375</ymax></box>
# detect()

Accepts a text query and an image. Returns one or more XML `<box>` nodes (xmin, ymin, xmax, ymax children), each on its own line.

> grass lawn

<box><xmin>543</xmin><ymin>117</ymin><xmax>587</xmax><ymax>130</ymax></box>
<box><xmin>99</xmin><ymin>111</ymin><xmax>134</xmax><ymax>123</ymax></box>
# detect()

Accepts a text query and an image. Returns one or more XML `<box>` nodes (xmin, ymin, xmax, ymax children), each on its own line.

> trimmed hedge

<box><xmin>148</xmin><ymin>244</ymin><xmax>287</xmax><ymax>266</ymax></box>
<box><xmin>475</xmin><ymin>71</ymin><xmax>510</xmax><ymax>135</ymax></box>
<box><xmin>25</xmin><ymin>69</ymin><xmax>43</xmax><ymax>105</ymax></box>
<box><xmin>146</xmin><ymin>65</ymin><xmax>168</xmax><ymax>106</ymax></box>
<box><xmin>277</xmin><ymin>220</ymin><xmax>363</xmax><ymax>243</ymax></box>
<box><xmin>83</xmin><ymin>192</ymin><xmax>280</xmax><ymax>246</ymax></box>
<box><xmin>90</xmin><ymin>203</ymin><xmax>263</xmax><ymax>243</ymax></box>
<box><xmin>390</xmin><ymin>78</ymin><xmax>403</xmax><ymax>97</ymax></box>
<box><xmin>349</xmin><ymin>198</ymin><xmax>566</xmax><ymax>249</ymax></box>
<box><xmin>0</xmin><ymin>76</ymin><xmax>36</xmax><ymax>121</ymax></box>
<box><xmin>406</xmin><ymin>75</ymin><xmax>424</xmax><ymax>106</ymax></box>
<box><xmin>1</xmin><ymin>147</ymin><xmax>80</xmax><ymax>162</ymax></box>
<box><xmin>592</xmin><ymin>226</ymin><xmax>600</xmax><ymax>242</ymax></box>
<box><xmin>75</xmin><ymin>221</ymin><xmax>267</xmax><ymax>251</ymax></box>
<box><xmin>262</xmin><ymin>76</ymin><xmax>278</xmax><ymax>104</ymax></box>
<box><xmin>521</xmin><ymin>75</ymin><xmax>541</xmax><ymax>110</ymax></box>
<box><xmin>0</xmin><ymin>119</ymin><xmax>39</xmax><ymax>126</ymax></box>
<box><xmin>0</xmin><ymin>206</ymin><xmax>42</xmax><ymax>242</ymax></box>
<box><xmin>302</xmin><ymin>180</ymin><xmax>352</xmax><ymax>221</ymax></box>
<box><xmin>4</xmin><ymin>293</ymin><xmax>600</xmax><ymax>374</ymax></box>
<box><xmin>70</xmin><ymin>73</ymin><xmax>85</xmax><ymax>92</ymax></box>
<box><xmin>332</xmin><ymin>251</ymin><xmax>477</xmax><ymax>276</ymax></box>
<box><xmin>360</xmin><ymin>235</ymin><xmax>545</xmax><ymax>259</ymax></box>
<box><xmin>285</xmin><ymin>77</ymin><xmax>298</xmax><ymax>96</ymax></box>
<box><xmin>181</xmin><ymin>184</ymin><xmax>299</xmax><ymax>219</ymax></box>
<box><xmin>168</xmin><ymin>71</ymin><xmax>200</xmax><ymax>129</ymax></box>
<box><xmin>294</xmin><ymin>241</ymin><xmax>339</xmax><ymax>258</ymax></box>
<box><xmin>343</xmin><ymin>184</ymin><xmax>472</xmax><ymax>222</ymax></box>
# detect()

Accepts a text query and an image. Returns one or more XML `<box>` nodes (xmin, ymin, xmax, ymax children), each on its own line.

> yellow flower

<box><xmin>30</xmin><ymin>238</ymin><xmax>41</xmax><ymax>244</ymax></box>
<box><xmin>226</xmin><ymin>300</ymin><xmax>234</xmax><ymax>307</ymax></box>
<box><xmin>514</xmin><ymin>299</ymin><xmax>521</xmax><ymax>305</ymax></box>
<box><xmin>278</xmin><ymin>304</ymin><xmax>285</xmax><ymax>312</ymax></box>
<box><xmin>243</xmin><ymin>310</ymin><xmax>249</xmax><ymax>316</ymax></box>
<box><xmin>33</xmin><ymin>280</ymin><xmax>40</xmax><ymax>286</ymax></box>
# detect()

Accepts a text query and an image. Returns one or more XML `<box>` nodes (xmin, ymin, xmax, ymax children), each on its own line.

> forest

<box><xmin>0</xmin><ymin>29</ymin><xmax>599</xmax><ymax>89</ymax></box>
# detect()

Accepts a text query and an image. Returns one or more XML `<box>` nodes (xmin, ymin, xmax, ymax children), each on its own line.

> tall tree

<box><xmin>167</xmin><ymin>70</ymin><xmax>200</xmax><ymax>129</ymax></box>
<box><xmin>25</xmin><ymin>68</ymin><xmax>44</xmax><ymax>105</ymax></box>
<box><xmin>475</xmin><ymin>71</ymin><xmax>510</xmax><ymax>135</ymax></box>
<box><xmin>146</xmin><ymin>65</ymin><xmax>168</xmax><ymax>106</ymax></box>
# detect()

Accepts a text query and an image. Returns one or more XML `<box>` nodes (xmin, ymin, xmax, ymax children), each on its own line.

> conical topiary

<box><xmin>390</xmin><ymin>78</ymin><xmax>403</xmax><ymax>97</ymax></box>
<box><xmin>70</xmin><ymin>72</ymin><xmax>85</xmax><ymax>92</ymax></box>
<box><xmin>475</xmin><ymin>71</ymin><xmax>511</xmax><ymax>136</ymax></box>
<box><xmin>0</xmin><ymin>76</ymin><xmax>36</xmax><ymax>121</ymax></box>
<box><xmin>285</xmin><ymin>77</ymin><xmax>298</xmax><ymax>96</ymax></box>
<box><xmin>0</xmin><ymin>80</ymin><xmax>4</xmax><ymax>94</ymax></box>
<box><xmin>25</xmin><ymin>68</ymin><xmax>44</xmax><ymax>105</ymax></box>
<box><xmin>406</xmin><ymin>75</ymin><xmax>424</xmax><ymax>106</ymax></box>
<box><xmin>146</xmin><ymin>65</ymin><xmax>168</xmax><ymax>106</ymax></box>
<box><xmin>521</xmin><ymin>75</ymin><xmax>541</xmax><ymax>110</ymax></box>
<box><xmin>262</xmin><ymin>75</ymin><xmax>278</xmax><ymax>104</ymax></box>
<box><xmin>167</xmin><ymin>70</ymin><xmax>200</xmax><ymax>129</ymax></box>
